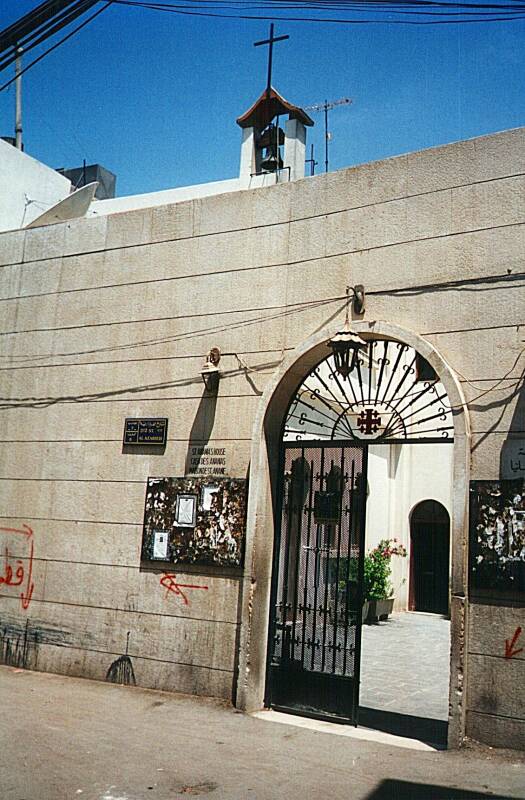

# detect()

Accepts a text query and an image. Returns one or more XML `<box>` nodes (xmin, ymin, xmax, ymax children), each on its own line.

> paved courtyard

<box><xmin>360</xmin><ymin>612</ymin><xmax>450</xmax><ymax>740</ymax></box>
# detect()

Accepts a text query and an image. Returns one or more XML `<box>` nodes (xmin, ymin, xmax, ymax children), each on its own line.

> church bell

<box><xmin>258</xmin><ymin>123</ymin><xmax>284</xmax><ymax>173</ymax></box>
<box><xmin>260</xmin><ymin>151</ymin><xmax>283</xmax><ymax>173</ymax></box>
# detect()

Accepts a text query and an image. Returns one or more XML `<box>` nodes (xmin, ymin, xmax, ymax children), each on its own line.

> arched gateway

<box><xmin>237</xmin><ymin>323</ymin><xmax>470</xmax><ymax>744</ymax></box>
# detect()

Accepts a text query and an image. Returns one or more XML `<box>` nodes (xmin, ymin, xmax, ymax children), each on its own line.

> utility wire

<box><xmin>0</xmin><ymin>1</ymin><xmax>98</xmax><ymax>72</ymax></box>
<box><xmin>445</xmin><ymin>346</ymin><xmax>525</xmax><ymax>407</ymax></box>
<box><xmin>0</xmin><ymin>295</ymin><xmax>342</xmax><ymax>366</ymax></box>
<box><xmin>0</xmin><ymin>341</ymin><xmax>521</xmax><ymax>409</ymax></box>
<box><xmin>113</xmin><ymin>0</ymin><xmax>525</xmax><ymax>23</ymax></box>
<box><xmin>0</xmin><ymin>2</ymin><xmax>114</xmax><ymax>94</ymax></box>
<box><xmin>114</xmin><ymin>0</ymin><xmax>525</xmax><ymax>11</ymax></box>
<box><xmin>0</xmin><ymin>270</ymin><xmax>521</xmax><ymax>353</ymax></box>
<box><xmin>0</xmin><ymin>0</ymin><xmax>522</xmax><ymax>91</ymax></box>
<box><xmin>0</xmin><ymin>1</ymin><xmax>82</xmax><ymax>51</ymax></box>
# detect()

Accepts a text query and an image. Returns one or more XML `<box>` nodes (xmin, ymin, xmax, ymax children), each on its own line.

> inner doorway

<box><xmin>410</xmin><ymin>500</ymin><xmax>450</xmax><ymax>615</ymax></box>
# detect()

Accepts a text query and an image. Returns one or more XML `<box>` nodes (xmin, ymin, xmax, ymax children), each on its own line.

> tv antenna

<box><xmin>304</xmin><ymin>97</ymin><xmax>352</xmax><ymax>174</ymax></box>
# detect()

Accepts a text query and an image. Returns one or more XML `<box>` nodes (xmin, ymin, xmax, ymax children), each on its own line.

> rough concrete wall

<box><xmin>0</xmin><ymin>127</ymin><xmax>523</xmax><ymax>744</ymax></box>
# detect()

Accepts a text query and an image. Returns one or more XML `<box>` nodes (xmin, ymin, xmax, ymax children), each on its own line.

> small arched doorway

<box><xmin>410</xmin><ymin>500</ymin><xmax>450</xmax><ymax>615</ymax></box>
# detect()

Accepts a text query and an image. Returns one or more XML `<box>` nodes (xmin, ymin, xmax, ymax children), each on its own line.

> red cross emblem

<box><xmin>357</xmin><ymin>408</ymin><xmax>382</xmax><ymax>435</ymax></box>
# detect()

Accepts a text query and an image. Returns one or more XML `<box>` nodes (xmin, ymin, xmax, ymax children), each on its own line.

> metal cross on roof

<box><xmin>254</xmin><ymin>23</ymin><xmax>289</xmax><ymax>96</ymax></box>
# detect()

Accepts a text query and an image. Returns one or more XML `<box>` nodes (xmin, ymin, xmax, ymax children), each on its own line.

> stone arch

<box><xmin>235</xmin><ymin>320</ymin><xmax>471</xmax><ymax>747</ymax></box>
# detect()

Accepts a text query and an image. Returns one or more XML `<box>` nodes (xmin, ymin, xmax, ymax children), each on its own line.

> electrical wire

<box><xmin>0</xmin><ymin>0</ymin><xmax>523</xmax><ymax>93</ymax></box>
<box><xmin>451</xmin><ymin>346</ymin><xmax>525</xmax><ymax>394</ymax></box>
<box><xmin>0</xmin><ymin>294</ymin><xmax>344</xmax><ymax>367</ymax></box>
<box><xmin>113</xmin><ymin>0</ymin><xmax>525</xmax><ymax>23</ymax></box>
<box><xmin>0</xmin><ymin>1</ymin><xmax>99</xmax><ymax>72</ymax></box>
<box><xmin>0</xmin><ymin>2</ymin><xmax>114</xmax><ymax>94</ymax></box>
<box><xmin>444</xmin><ymin>347</ymin><xmax>525</xmax><ymax>408</ymax></box>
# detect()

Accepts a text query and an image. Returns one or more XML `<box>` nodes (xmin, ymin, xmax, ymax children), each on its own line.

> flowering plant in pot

<box><xmin>364</xmin><ymin>538</ymin><xmax>407</xmax><ymax>622</ymax></box>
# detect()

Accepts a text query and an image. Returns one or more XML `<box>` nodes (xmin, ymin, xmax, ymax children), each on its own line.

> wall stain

<box><xmin>106</xmin><ymin>631</ymin><xmax>136</xmax><ymax>686</ymax></box>
<box><xmin>0</xmin><ymin>617</ymin><xmax>71</xmax><ymax>670</ymax></box>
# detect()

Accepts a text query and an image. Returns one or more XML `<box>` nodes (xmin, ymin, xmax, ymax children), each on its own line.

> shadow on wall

<box><xmin>472</xmin><ymin>363</ymin><xmax>524</xmax><ymax>458</ymax></box>
<box><xmin>364</xmin><ymin>780</ymin><xmax>518</xmax><ymax>800</ymax></box>
<box><xmin>184</xmin><ymin>389</ymin><xmax>218</xmax><ymax>476</ymax></box>
<box><xmin>499</xmin><ymin>380</ymin><xmax>525</xmax><ymax>477</ymax></box>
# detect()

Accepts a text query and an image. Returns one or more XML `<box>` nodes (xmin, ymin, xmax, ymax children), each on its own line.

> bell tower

<box><xmin>237</xmin><ymin>88</ymin><xmax>313</xmax><ymax>181</ymax></box>
<box><xmin>236</xmin><ymin>25</ymin><xmax>314</xmax><ymax>181</ymax></box>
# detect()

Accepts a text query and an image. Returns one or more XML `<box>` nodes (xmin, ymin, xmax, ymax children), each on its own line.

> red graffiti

<box><xmin>160</xmin><ymin>573</ymin><xmax>208</xmax><ymax>605</ymax></box>
<box><xmin>505</xmin><ymin>626</ymin><xmax>523</xmax><ymax>659</ymax></box>
<box><xmin>0</xmin><ymin>524</ymin><xmax>35</xmax><ymax>611</ymax></box>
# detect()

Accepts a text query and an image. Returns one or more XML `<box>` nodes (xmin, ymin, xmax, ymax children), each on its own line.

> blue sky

<box><xmin>1</xmin><ymin>2</ymin><xmax>524</xmax><ymax>196</ymax></box>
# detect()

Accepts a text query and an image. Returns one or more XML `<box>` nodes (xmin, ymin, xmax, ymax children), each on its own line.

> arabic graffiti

<box><xmin>160</xmin><ymin>573</ymin><xmax>208</xmax><ymax>605</ymax></box>
<box><xmin>501</xmin><ymin>440</ymin><xmax>525</xmax><ymax>479</ymax></box>
<box><xmin>0</xmin><ymin>524</ymin><xmax>35</xmax><ymax>611</ymax></box>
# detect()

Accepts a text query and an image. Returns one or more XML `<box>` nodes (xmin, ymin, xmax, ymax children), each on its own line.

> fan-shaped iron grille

<box><xmin>284</xmin><ymin>339</ymin><xmax>454</xmax><ymax>443</ymax></box>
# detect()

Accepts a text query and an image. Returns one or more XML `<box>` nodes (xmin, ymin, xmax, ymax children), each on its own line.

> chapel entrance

<box><xmin>410</xmin><ymin>500</ymin><xmax>450</xmax><ymax>615</ymax></box>
<box><xmin>265</xmin><ymin>337</ymin><xmax>455</xmax><ymax>728</ymax></box>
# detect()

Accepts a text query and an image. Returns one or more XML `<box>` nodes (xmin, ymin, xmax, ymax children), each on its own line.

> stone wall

<box><xmin>0</xmin><ymin>127</ymin><xmax>523</xmax><ymax>746</ymax></box>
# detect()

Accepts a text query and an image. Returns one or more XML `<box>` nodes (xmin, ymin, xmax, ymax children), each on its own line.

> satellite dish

<box><xmin>26</xmin><ymin>181</ymin><xmax>98</xmax><ymax>228</ymax></box>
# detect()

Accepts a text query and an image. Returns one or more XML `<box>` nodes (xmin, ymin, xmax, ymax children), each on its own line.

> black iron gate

<box><xmin>266</xmin><ymin>442</ymin><xmax>368</xmax><ymax>724</ymax></box>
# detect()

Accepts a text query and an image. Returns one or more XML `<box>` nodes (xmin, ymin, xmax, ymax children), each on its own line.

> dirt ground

<box><xmin>0</xmin><ymin>665</ymin><xmax>524</xmax><ymax>800</ymax></box>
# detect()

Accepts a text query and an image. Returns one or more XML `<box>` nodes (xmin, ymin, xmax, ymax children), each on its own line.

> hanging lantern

<box><xmin>327</xmin><ymin>326</ymin><xmax>367</xmax><ymax>379</ymax></box>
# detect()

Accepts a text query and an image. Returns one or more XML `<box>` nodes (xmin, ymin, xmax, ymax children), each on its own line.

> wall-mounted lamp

<box><xmin>201</xmin><ymin>347</ymin><xmax>221</xmax><ymax>392</ymax></box>
<box><xmin>327</xmin><ymin>287</ymin><xmax>367</xmax><ymax>379</ymax></box>
<box><xmin>328</xmin><ymin>328</ymin><xmax>367</xmax><ymax>379</ymax></box>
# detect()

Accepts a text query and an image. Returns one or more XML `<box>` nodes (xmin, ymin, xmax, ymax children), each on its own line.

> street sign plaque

<box><xmin>124</xmin><ymin>418</ymin><xmax>168</xmax><ymax>446</ymax></box>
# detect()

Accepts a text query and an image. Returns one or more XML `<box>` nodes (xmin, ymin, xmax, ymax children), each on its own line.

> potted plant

<box><xmin>364</xmin><ymin>538</ymin><xmax>407</xmax><ymax>623</ymax></box>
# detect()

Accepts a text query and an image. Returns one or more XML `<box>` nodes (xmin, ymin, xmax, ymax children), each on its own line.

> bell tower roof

<box><xmin>236</xmin><ymin>87</ymin><xmax>314</xmax><ymax>130</ymax></box>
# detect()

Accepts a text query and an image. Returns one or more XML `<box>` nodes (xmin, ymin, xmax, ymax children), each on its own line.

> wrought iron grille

<box><xmin>284</xmin><ymin>339</ymin><xmax>454</xmax><ymax>443</ymax></box>
<box><xmin>267</xmin><ymin>444</ymin><xmax>367</xmax><ymax>722</ymax></box>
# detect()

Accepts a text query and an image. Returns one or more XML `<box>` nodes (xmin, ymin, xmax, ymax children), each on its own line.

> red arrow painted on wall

<box><xmin>505</xmin><ymin>627</ymin><xmax>523</xmax><ymax>659</ymax></box>
<box><xmin>0</xmin><ymin>524</ymin><xmax>33</xmax><ymax>538</ymax></box>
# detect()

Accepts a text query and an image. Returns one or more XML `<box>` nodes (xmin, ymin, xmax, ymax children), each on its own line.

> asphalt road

<box><xmin>0</xmin><ymin>665</ymin><xmax>524</xmax><ymax>800</ymax></box>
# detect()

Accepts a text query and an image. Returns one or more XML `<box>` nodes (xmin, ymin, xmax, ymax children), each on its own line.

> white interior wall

<box><xmin>366</xmin><ymin>442</ymin><xmax>454</xmax><ymax>610</ymax></box>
